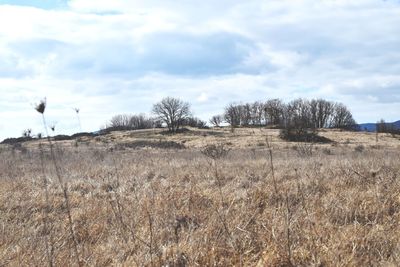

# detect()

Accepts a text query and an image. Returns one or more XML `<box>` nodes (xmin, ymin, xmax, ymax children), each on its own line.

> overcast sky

<box><xmin>0</xmin><ymin>0</ymin><xmax>399</xmax><ymax>140</ymax></box>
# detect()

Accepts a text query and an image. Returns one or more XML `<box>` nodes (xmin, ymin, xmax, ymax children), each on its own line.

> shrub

<box><xmin>116</xmin><ymin>140</ymin><xmax>185</xmax><ymax>150</ymax></box>
<box><xmin>201</xmin><ymin>144</ymin><xmax>231</xmax><ymax>160</ymax></box>
<box><xmin>279</xmin><ymin>128</ymin><xmax>332</xmax><ymax>143</ymax></box>
<box><xmin>354</xmin><ymin>145</ymin><xmax>365</xmax><ymax>153</ymax></box>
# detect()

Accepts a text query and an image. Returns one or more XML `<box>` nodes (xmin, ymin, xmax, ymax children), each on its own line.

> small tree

<box><xmin>377</xmin><ymin>119</ymin><xmax>387</xmax><ymax>133</ymax></box>
<box><xmin>209</xmin><ymin>115</ymin><xmax>223</xmax><ymax>127</ymax></box>
<box><xmin>224</xmin><ymin>103</ymin><xmax>242</xmax><ymax>128</ymax></box>
<box><xmin>183</xmin><ymin>117</ymin><xmax>208</xmax><ymax>128</ymax></box>
<box><xmin>109</xmin><ymin>114</ymin><xmax>131</xmax><ymax>129</ymax></box>
<box><xmin>22</xmin><ymin>128</ymin><xmax>32</xmax><ymax>138</ymax></box>
<box><xmin>265</xmin><ymin>99</ymin><xmax>285</xmax><ymax>126</ymax></box>
<box><xmin>330</xmin><ymin>103</ymin><xmax>358</xmax><ymax>130</ymax></box>
<box><xmin>152</xmin><ymin>97</ymin><xmax>191</xmax><ymax>132</ymax></box>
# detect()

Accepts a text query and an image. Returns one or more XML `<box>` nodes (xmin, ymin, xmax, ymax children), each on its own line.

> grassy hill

<box><xmin>359</xmin><ymin>120</ymin><xmax>400</xmax><ymax>132</ymax></box>
<box><xmin>1</xmin><ymin>128</ymin><xmax>400</xmax><ymax>266</ymax></box>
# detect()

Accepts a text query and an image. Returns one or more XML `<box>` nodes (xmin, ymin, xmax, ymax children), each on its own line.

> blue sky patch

<box><xmin>0</xmin><ymin>0</ymin><xmax>67</xmax><ymax>9</ymax></box>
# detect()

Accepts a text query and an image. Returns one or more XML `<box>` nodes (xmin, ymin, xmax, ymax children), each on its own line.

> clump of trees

<box><xmin>103</xmin><ymin>97</ymin><xmax>206</xmax><ymax>134</ymax></box>
<box><xmin>209</xmin><ymin>115</ymin><xmax>223</xmax><ymax>127</ymax></box>
<box><xmin>103</xmin><ymin>113</ymin><xmax>160</xmax><ymax>133</ymax></box>
<box><xmin>182</xmin><ymin>117</ymin><xmax>208</xmax><ymax>129</ymax></box>
<box><xmin>99</xmin><ymin>97</ymin><xmax>358</xmax><ymax>137</ymax></box>
<box><xmin>219</xmin><ymin>98</ymin><xmax>357</xmax><ymax>131</ymax></box>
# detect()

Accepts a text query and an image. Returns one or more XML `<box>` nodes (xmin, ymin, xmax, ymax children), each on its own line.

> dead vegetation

<box><xmin>0</xmin><ymin>128</ymin><xmax>400</xmax><ymax>266</ymax></box>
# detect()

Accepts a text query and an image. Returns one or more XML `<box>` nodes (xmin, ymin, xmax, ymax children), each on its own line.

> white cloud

<box><xmin>0</xmin><ymin>0</ymin><xmax>400</xmax><ymax>140</ymax></box>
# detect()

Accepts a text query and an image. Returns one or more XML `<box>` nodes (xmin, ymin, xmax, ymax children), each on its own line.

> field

<box><xmin>1</xmin><ymin>128</ymin><xmax>400</xmax><ymax>266</ymax></box>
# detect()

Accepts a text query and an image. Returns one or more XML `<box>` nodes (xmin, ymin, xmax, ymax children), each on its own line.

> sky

<box><xmin>0</xmin><ymin>0</ymin><xmax>399</xmax><ymax>140</ymax></box>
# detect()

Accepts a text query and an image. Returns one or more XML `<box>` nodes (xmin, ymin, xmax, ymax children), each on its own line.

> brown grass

<box><xmin>1</xmin><ymin>128</ymin><xmax>400</xmax><ymax>266</ymax></box>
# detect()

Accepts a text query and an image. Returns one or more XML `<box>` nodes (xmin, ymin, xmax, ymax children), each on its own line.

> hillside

<box><xmin>1</xmin><ymin>128</ymin><xmax>400</xmax><ymax>266</ymax></box>
<box><xmin>358</xmin><ymin>120</ymin><xmax>400</xmax><ymax>132</ymax></box>
<box><xmin>7</xmin><ymin>126</ymin><xmax>400</xmax><ymax>151</ymax></box>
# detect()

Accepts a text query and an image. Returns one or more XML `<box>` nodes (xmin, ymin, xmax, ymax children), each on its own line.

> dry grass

<box><xmin>1</xmin><ymin>128</ymin><xmax>400</xmax><ymax>266</ymax></box>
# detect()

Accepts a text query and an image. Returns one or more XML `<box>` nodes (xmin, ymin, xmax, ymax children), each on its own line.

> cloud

<box><xmin>0</xmin><ymin>0</ymin><xmax>400</xmax><ymax>140</ymax></box>
<box><xmin>49</xmin><ymin>32</ymin><xmax>257</xmax><ymax>78</ymax></box>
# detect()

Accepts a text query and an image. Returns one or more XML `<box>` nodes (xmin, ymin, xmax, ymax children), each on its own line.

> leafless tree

<box><xmin>265</xmin><ymin>99</ymin><xmax>285</xmax><ymax>126</ymax></box>
<box><xmin>129</xmin><ymin>114</ymin><xmax>155</xmax><ymax>129</ymax></box>
<box><xmin>209</xmin><ymin>115</ymin><xmax>223</xmax><ymax>127</ymax></box>
<box><xmin>152</xmin><ymin>97</ymin><xmax>191</xmax><ymax>132</ymax></box>
<box><xmin>250</xmin><ymin>101</ymin><xmax>265</xmax><ymax>126</ymax></box>
<box><xmin>239</xmin><ymin>104</ymin><xmax>251</xmax><ymax>126</ymax></box>
<box><xmin>330</xmin><ymin>103</ymin><xmax>357</xmax><ymax>130</ymax></box>
<box><xmin>224</xmin><ymin>103</ymin><xmax>242</xmax><ymax>127</ymax></box>
<box><xmin>284</xmin><ymin>98</ymin><xmax>313</xmax><ymax>131</ymax></box>
<box><xmin>315</xmin><ymin>99</ymin><xmax>334</xmax><ymax>128</ymax></box>
<box><xmin>182</xmin><ymin>116</ymin><xmax>208</xmax><ymax>128</ymax></box>
<box><xmin>107</xmin><ymin>114</ymin><xmax>155</xmax><ymax>130</ymax></box>
<box><xmin>109</xmin><ymin>114</ymin><xmax>131</xmax><ymax>128</ymax></box>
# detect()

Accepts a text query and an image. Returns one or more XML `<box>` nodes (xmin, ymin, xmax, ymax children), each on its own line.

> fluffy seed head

<box><xmin>35</xmin><ymin>98</ymin><xmax>46</xmax><ymax>114</ymax></box>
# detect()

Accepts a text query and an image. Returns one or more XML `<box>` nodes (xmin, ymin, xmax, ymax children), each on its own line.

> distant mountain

<box><xmin>358</xmin><ymin>120</ymin><xmax>400</xmax><ymax>132</ymax></box>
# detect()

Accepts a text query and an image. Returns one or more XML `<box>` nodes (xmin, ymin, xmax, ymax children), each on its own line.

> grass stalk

<box><xmin>36</xmin><ymin>100</ymin><xmax>81</xmax><ymax>266</ymax></box>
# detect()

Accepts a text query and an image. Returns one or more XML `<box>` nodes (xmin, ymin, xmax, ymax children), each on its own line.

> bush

<box><xmin>103</xmin><ymin>114</ymin><xmax>158</xmax><ymax>133</ymax></box>
<box><xmin>182</xmin><ymin>117</ymin><xmax>209</xmax><ymax>129</ymax></box>
<box><xmin>1</xmin><ymin>136</ymin><xmax>33</xmax><ymax>145</ymax></box>
<box><xmin>322</xmin><ymin>148</ymin><xmax>333</xmax><ymax>155</ymax></box>
<box><xmin>201</xmin><ymin>144</ymin><xmax>231</xmax><ymax>160</ymax></box>
<box><xmin>279</xmin><ymin>128</ymin><xmax>332</xmax><ymax>143</ymax></box>
<box><xmin>116</xmin><ymin>140</ymin><xmax>185</xmax><ymax>150</ymax></box>
<box><xmin>354</xmin><ymin>145</ymin><xmax>365</xmax><ymax>153</ymax></box>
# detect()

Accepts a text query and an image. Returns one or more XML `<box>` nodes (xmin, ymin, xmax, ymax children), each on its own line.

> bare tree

<box><xmin>310</xmin><ymin>99</ymin><xmax>333</xmax><ymax>128</ymax></box>
<box><xmin>152</xmin><ymin>97</ymin><xmax>191</xmax><ymax>132</ymax></box>
<box><xmin>330</xmin><ymin>103</ymin><xmax>357</xmax><ymax>130</ymax></box>
<box><xmin>182</xmin><ymin>116</ymin><xmax>208</xmax><ymax>128</ymax></box>
<box><xmin>265</xmin><ymin>99</ymin><xmax>285</xmax><ymax>126</ymax></box>
<box><xmin>250</xmin><ymin>101</ymin><xmax>265</xmax><ymax>126</ymax></box>
<box><xmin>377</xmin><ymin>119</ymin><xmax>387</xmax><ymax>133</ymax></box>
<box><xmin>109</xmin><ymin>114</ymin><xmax>131</xmax><ymax>129</ymax></box>
<box><xmin>129</xmin><ymin>114</ymin><xmax>155</xmax><ymax>129</ymax></box>
<box><xmin>224</xmin><ymin>103</ymin><xmax>242</xmax><ymax>127</ymax></box>
<box><xmin>106</xmin><ymin>114</ymin><xmax>156</xmax><ymax>131</ymax></box>
<box><xmin>284</xmin><ymin>98</ymin><xmax>313</xmax><ymax>131</ymax></box>
<box><xmin>210</xmin><ymin>115</ymin><xmax>223</xmax><ymax>127</ymax></box>
<box><xmin>310</xmin><ymin>99</ymin><xmax>334</xmax><ymax>128</ymax></box>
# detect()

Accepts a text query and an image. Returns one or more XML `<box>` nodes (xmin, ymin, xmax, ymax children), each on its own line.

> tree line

<box><xmin>102</xmin><ymin>97</ymin><xmax>207</xmax><ymax>133</ymax></box>
<box><xmin>218</xmin><ymin>98</ymin><xmax>357</xmax><ymax>130</ymax></box>
<box><xmin>103</xmin><ymin>97</ymin><xmax>358</xmax><ymax>134</ymax></box>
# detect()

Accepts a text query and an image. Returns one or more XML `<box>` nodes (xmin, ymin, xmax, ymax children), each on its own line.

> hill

<box><xmin>2</xmin><ymin>126</ymin><xmax>399</xmax><ymax>150</ymax></box>
<box><xmin>1</xmin><ymin>127</ymin><xmax>400</xmax><ymax>266</ymax></box>
<box><xmin>358</xmin><ymin>120</ymin><xmax>400</xmax><ymax>132</ymax></box>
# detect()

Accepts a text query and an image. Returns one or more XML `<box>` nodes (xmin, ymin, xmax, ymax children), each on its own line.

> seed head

<box><xmin>35</xmin><ymin>98</ymin><xmax>46</xmax><ymax>114</ymax></box>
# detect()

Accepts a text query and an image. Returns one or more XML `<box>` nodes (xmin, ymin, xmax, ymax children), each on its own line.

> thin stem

<box><xmin>76</xmin><ymin>114</ymin><xmax>82</xmax><ymax>133</ymax></box>
<box><xmin>266</xmin><ymin>135</ymin><xmax>279</xmax><ymax>195</ymax></box>
<box><xmin>39</xmin><ymin>144</ymin><xmax>54</xmax><ymax>267</ymax></box>
<box><xmin>285</xmin><ymin>191</ymin><xmax>292</xmax><ymax>266</ymax></box>
<box><xmin>41</xmin><ymin>114</ymin><xmax>81</xmax><ymax>266</ymax></box>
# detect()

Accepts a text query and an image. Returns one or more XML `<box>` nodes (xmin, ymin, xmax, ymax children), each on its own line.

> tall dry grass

<box><xmin>0</xmin><ymin>135</ymin><xmax>400</xmax><ymax>266</ymax></box>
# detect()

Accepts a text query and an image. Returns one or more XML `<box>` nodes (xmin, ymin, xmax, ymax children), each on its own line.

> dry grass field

<box><xmin>1</xmin><ymin>127</ymin><xmax>400</xmax><ymax>266</ymax></box>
